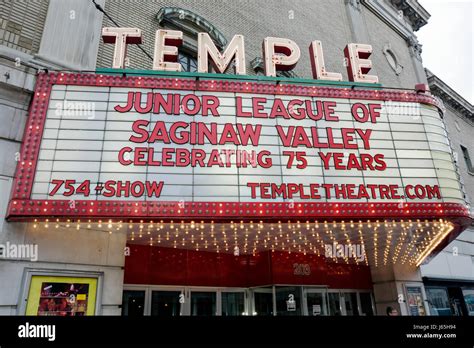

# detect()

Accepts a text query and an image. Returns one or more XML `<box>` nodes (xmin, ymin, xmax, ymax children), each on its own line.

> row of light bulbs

<box><xmin>31</xmin><ymin>218</ymin><xmax>452</xmax><ymax>267</ymax></box>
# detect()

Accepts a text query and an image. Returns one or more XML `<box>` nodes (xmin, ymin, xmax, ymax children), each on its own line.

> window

<box><xmin>460</xmin><ymin>145</ymin><xmax>474</xmax><ymax>173</ymax></box>
<box><xmin>425</xmin><ymin>287</ymin><xmax>452</xmax><ymax>316</ymax></box>
<box><xmin>178</xmin><ymin>52</ymin><xmax>197</xmax><ymax>72</ymax></box>
<box><xmin>382</xmin><ymin>43</ymin><xmax>403</xmax><ymax>75</ymax></box>
<box><xmin>156</xmin><ymin>7</ymin><xmax>227</xmax><ymax>74</ymax></box>
<box><xmin>462</xmin><ymin>288</ymin><xmax>474</xmax><ymax>315</ymax></box>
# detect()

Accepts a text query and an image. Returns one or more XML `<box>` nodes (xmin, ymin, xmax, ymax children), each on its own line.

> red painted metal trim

<box><xmin>6</xmin><ymin>72</ymin><xmax>456</xmax><ymax>223</ymax></box>
<box><xmin>54</xmin><ymin>72</ymin><xmax>443</xmax><ymax>105</ymax></box>
<box><xmin>7</xmin><ymin>200</ymin><xmax>471</xmax><ymax>222</ymax></box>
<box><xmin>10</xmin><ymin>73</ymin><xmax>52</xmax><ymax>201</ymax></box>
<box><xmin>123</xmin><ymin>245</ymin><xmax>374</xmax><ymax>289</ymax></box>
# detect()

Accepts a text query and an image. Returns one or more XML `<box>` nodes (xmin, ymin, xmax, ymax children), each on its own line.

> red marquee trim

<box><xmin>7</xmin><ymin>200</ymin><xmax>470</xmax><ymax>222</ymax></box>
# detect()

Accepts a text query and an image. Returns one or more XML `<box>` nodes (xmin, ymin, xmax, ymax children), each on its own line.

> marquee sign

<box><xmin>7</xmin><ymin>72</ymin><xmax>471</xmax><ymax>224</ymax></box>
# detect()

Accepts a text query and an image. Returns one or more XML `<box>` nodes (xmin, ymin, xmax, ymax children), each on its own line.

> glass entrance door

<box><xmin>359</xmin><ymin>292</ymin><xmax>375</xmax><ymax>316</ymax></box>
<box><xmin>190</xmin><ymin>290</ymin><xmax>217</xmax><ymax>316</ymax></box>
<box><xmin>151</xmin><ymin>290</ymin><xmax>183</xmax><ymax>316</ymax></box>
<box><xmin>122</xmin><ymin>290</ymin><xmax>145</xmax><ymax>316</ymax></box>
<box><xmin>304</xmin><ymin>288</ymin><xmax>328</xmax><ymax>316</ymax></box>
<box><xmin>328</xmin><ymin>291</ymin><xmax>343</xmax><ymax>315</ymax></box>
<box><xmin>275</xmin><ymin>286</ymin><xmax>302</xmax><ymax>316</ymax></box>
<box><xmin>251</xmin><ymin>287</ymin><xmax>274</xmax><ymax>316</ymax></box>
<box><xmin>123</xmin><ymin>286</ymin><xmax>374</xmax><ymax>316</ymax></box>
<box><xmin>342</xmin><ymin>292</ymin><xmax>360</xmax><ymax>316</ymax></box>
<box><xmin>221</xmin><ymin>291</ymin><xmax>246</xmax><ymax>316</ymax></box>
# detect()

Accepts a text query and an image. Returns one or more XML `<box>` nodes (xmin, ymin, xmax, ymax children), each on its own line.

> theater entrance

<box><xmin>122</xmin><ymin>244</ymin><xmax>375</xmax><ymax>316</ymax></box>
<box><xmin>304</xmin><ymin>287</ymin><xmax>328</xmax><ymax>316</ymax></box>
<box><xmin>122</xmin><ymin>285</ymin><xmax>248</xmax><ymax>316</ymax></box>
<box><xmin>249</xmin><ymin>285</ymin><xmax>328</xmax><ymax>316</ymax></box>
<box><xmin>121</xmin><ymin>285</ymin><xmax>374</xmax><ymax>316</ymax></box>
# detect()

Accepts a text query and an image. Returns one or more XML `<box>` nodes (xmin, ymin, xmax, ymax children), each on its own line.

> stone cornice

<box><xmin>362</xmin><ymin>0</ymin><xmax>429</xmax><ymax>37</ymax></box>
<box><xmin>390</xmin><ymin>0</ymin><xmax>430</xmax><ymax>31</ymax></box>
<box><xmin>426</xmin><ymin>69</ymin><xmax>474</xmax><ymax>122</ymax></box>
<box><xmin>156</xmin><ymin>7</ymin><xmax>228</xmax><ymax>49</ymax></box>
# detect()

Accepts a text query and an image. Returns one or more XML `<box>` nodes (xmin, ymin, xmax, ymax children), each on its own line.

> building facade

<box><xmin>0</xmin><ymin>0</ymin><xmax>472</xmax><ymax>316</ymax></box>
<box><xmin>421</xmin><ymin>69</ymin><xmax>474</xmax><ymax>316</ymax></box>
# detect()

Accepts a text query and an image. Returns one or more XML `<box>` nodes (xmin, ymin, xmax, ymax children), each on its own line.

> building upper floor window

<box><xmin>460</xmin><ymin>145</ymin><xmax>474</xmax><ymax>174</ymax></box>
<box><xmin>156</xmin><ymin>7</ymin><xmax>228</xmax><ymax>73</ymax></box>
<box><xmin>178</xmin><ymin>52</ymin><xmax>197</xmax><ymax>72</ymax></box>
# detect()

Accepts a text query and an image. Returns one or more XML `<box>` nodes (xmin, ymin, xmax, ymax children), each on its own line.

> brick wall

<box><xmin>443</xmin><ymin>107</ymin><xmax>474</xmax><ymax>203</ymax></box>
<box><xmin>0</xmin><ymin>0</ymin><xmax>49</xmax><ymax>54</ymax></box>
<box><xmin>97</xmin><ymin>0</ymin><xmax>353</xmax><ymax>77</ymax></box>
<box><xmin>96</xmin><ymin>0</ymin><xmax>424</xmax><ymax>88</ymax></box>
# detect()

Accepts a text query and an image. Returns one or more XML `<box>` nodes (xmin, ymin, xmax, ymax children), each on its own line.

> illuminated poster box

<box><xmin>25</xmin><ymin>276</ymin><xmax>98</xmax><ymax>316</ymax></box>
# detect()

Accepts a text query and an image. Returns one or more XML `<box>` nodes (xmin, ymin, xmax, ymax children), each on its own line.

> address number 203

<box><xmin>293</xmin><ymin>263</ymin><xmax>311</xmax><ymax>276</ymax></box>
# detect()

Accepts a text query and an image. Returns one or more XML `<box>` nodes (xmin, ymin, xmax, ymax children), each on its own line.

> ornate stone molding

<box><xmin>390</xmin><ymin>0</ymin><xmax>430</xmax><ymax>31</ymax></box>
<box><xmin>156</xmin><ymin>7</ymin><xmax>227</xmax><ymax>49</ymax></box>
<box><xmin>406</xmin><ymin>35</ymin><xmax>423</xmax><ymax>61</ymax></box>
<box><xmin>361</xmin><ymin>0</ymin><xmax>429</xmax><ymax>39</ymax></box>
<box><xmin>345</xmin><ymin>0</ymin><xmax>362</xmax><ymax>12</ymax></box>
<box><xmin>426</xmin><ymin>69</ymin><xmax>474</xmax><ymax>122</ymax></box>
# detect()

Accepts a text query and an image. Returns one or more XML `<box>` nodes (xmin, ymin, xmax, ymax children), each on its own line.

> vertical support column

<box><xmin>344</xmin><ymin>0</ymin><xmax>380</xmax><ymax>79</ymax></box>
<box><xmin>406</xmin><ymin>35</ymin><xmax>428</xmax><ymax>84</ymax></box>
<box><xmin>371</xmin><ymin>263</ymin><xmax>430</xmax><ymax>316</ymax></box>
<box><xmin>345</xmin><ymin>0</ymin><xmax>370</xmax><ymax>42</ymax></box>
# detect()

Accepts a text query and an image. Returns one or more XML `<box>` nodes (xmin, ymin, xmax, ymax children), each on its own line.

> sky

<box><xmin>417</xmin><ymin>0</ymin><xmax>473</xmax><ymax>104</ymax></box>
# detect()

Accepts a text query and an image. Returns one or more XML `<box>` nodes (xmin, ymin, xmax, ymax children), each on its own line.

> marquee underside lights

<box><xmin>8</xmin><ymin>200</ymin><xmax>470</xmax><ymax>221</ymax></box>
<box><xmin>28</xmin><ymin>218</ymin><xmax>456</xmax><ymax>266</ymax></box>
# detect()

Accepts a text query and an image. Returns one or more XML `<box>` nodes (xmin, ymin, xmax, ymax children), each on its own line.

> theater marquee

<box><xmin>7</xmin><ymin>72</ymin><xmax>470</xmax><ymax>226</ymax></box>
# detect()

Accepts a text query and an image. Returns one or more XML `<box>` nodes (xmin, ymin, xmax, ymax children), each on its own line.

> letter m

<box><xmin>198</xmin><ymin>33</ymin><xmax>246</xmax><ymax>74</ymax></box>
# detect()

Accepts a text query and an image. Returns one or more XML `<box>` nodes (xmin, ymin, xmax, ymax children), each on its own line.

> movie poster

<box><xmin>406</xmin><ymin>286</ymin><xmax>426</xmax><ymax>316</ymax></box>
<box><xmin>25</xmin><ymin>276</ymin><xmax>98</xmax><ymax>316</ymax></box>
<box><xmin>462</xmin><ymin>289</ymin><xmax>474</xmax><ymax>316</ymax></box>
